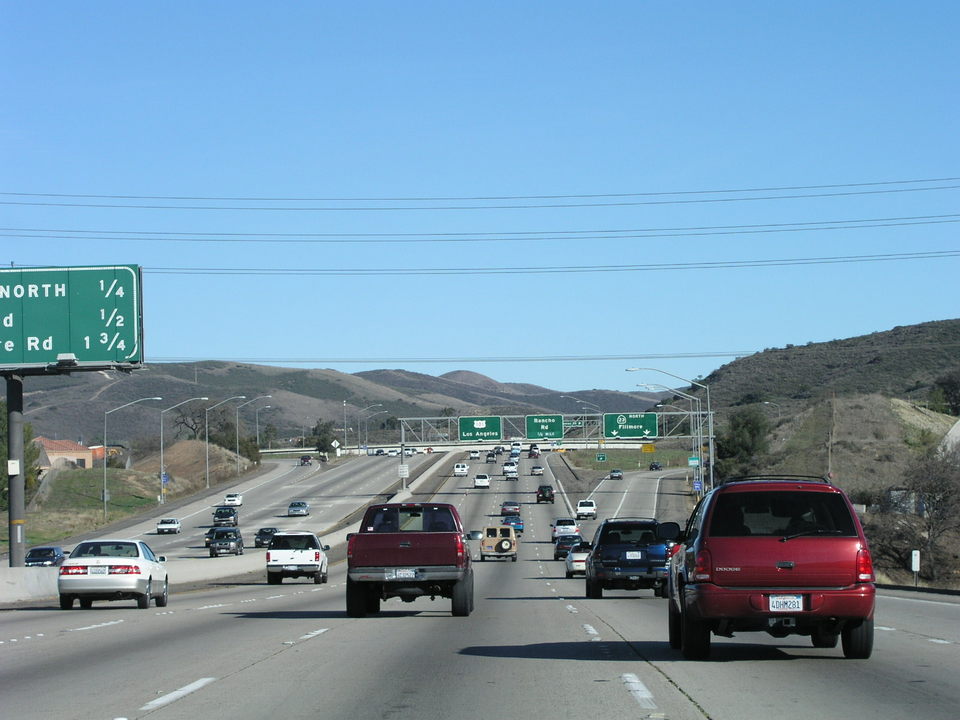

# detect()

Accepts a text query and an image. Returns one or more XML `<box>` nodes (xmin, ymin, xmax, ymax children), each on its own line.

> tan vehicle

<box><xmin>479</xmin><ymin>525</ymin><xmax>519</xmax><ymax>562</ymax></box>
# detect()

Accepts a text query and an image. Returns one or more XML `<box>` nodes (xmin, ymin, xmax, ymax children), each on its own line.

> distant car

<box><xmin>502</xmin><ymin>515</ymin><xmax>524</xmax><ymax>534</ymax></box>
<box><xmin>530</xmin><ymin>465</ymin><xmax>544</xmax><ymax>476</ymax></box>
<box><xmin>453</xmin><ymin>463</ymin><xmax>469</xmax><ymax>477</ymax></box>
<box><xmin>536</xmin><ymin>485</ymin><xmax>555</xmax><ymax>503</ymax></box>
<box><xmin>528</xmin><ymin>449</ymin><xmax>541</xmax><ymax>458</ymax></box>
<box><xmin>552</xmin><ymin>517</ymin><xmax>581</xmax><ymax>539</ymax></box>
<box><xmin>493</xmin><ymin>446</ymin><xmax>504</xmax><ymax>455</ymax></box>
<box><xmin>254</xmin><ymin>527</ymin><xmax>280</xmax><ymax>548</ymax></box>
<box><xmin>58</xmin><ymin>538</ymin><xmax>168</xmax><ymax>610</ymax></box>
<box><xmin>223</xmin><ymin>493</ymin><xmax>243</xmax><ymax>506</ymax></box>
<box><xmin>287</xmin><ymin>500</ymin><xmax>310</xmax><ymax>516</ymax></box>
<box><xmin>212</xmin><ymin>506</ymin><xmax>239</xmax><ymax>526</ymax></box>
<box><xmin>553</xmin><ymin>534</ymin><xmax>581</xmax><ymax>560</ymax></box>
<box><xmin>500</xmin><ymin>501</ymin><xmax>521</xmax><ymax>516</ymax></box>
<box><xmin>609</xmin><ymin>469</ymin><xmax>624</xmax><ymax>480</ymax></box>
<box><xmin>468</xmin><ymin>450</ymin><xmax>481</xmax><ymax>460</ymax></box>
<box><xmin>575</xmin><ymin>500</ymin><xmax>597</xmax><ymax>520</ymax></box>
<box><xmin>649</xmin><ymin>462</ymin><xmax>663</xmax><ymax>471</ymax></box>
<box><xmin>25</xmin><ymin>546</ymin><xmax>66</xmax><ymax>567</ymax></box>
<box><xmin>156</xmin><ymin>518</ymin><xmax>181</xmax><ymax>534</ymax></box>
<box><xmin>374</xmin><ymin>449</ymin><xmax>386</xmax><ymax>456</ymax></box>
<box><xmin>486</xmin><ymin>452</ymin><xmax>497</xmax><ymax>463</ymax></box>
<box><xmin>474</xmin><ymin>474</ymin><xmax>491</xmax><ymax>489</ymax></box>
<box><xmin>300</xmin><ymin>455</ymin><xmax>312</xmax><ymax>465</ymax></box>
<box><xmin>565</xmin><ymin>542</ymin><xmax>591</xmax><ymax>577</ymax></box>
<box><xmin>209</xmin><ymin>528</ymin><xmax>244</xmax><ymax>557</ymax></box>
<box><xmin>266</xmin><ymin>531</ymin><xmax>329</xmax><ymax>584</ymax></box>
<box><xmin>479</xmin><ymin>525</ymin><xmax>519</xmax><ymax>562</ymax></box>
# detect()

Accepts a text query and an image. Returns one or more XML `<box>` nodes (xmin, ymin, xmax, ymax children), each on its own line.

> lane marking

<box><xmin>140</xmin><ymin>677</ymin><xmax>216</xmax><ymax>711</ymax></box>
<box><xmin>298</xmin><ymin>628</ymin><xmax>329</xmax><ymax>641</ymax></box>
<box><xmin>929</xmin><ymin>638</ymin><xmax>952</xmax><ymax>644</ymax></box>
<box><xmin>195</xmin><ymin>603</ymin><xmax>230</xmax><ymax>610</ymax></box>
<box><xmin>565</xmin><ymin>604</ymin><xmax>579</xmax><ymax>614</ymax></box>
<box><xmin>622</xmin><ymin>673</ymin><xmax>657</xmax><ymax>709</ymax></box>
<box><xmin>68</xmin><ymin>619</ymin><xmax>124</xmax><ymax>632</ymax></box>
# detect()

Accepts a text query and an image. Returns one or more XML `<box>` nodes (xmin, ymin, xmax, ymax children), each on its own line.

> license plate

<box><xmin>386</xmin><ymin>568</ymin><xmax>417</xmax><ymax>580</ymax></box>
<box><xmin>283</xmin><ymin>565</ymin><xmax>298</xmax><ymax>571</ymax></box>
<box><xmin>769</xmin><ymin>594</ymin><xmax>803</xmax><ymax>612</ymax></box>
<box><xmin>625</xmin><ymin>551</ymin><xmax>643</xmax><ymax>560</ymax></box>
<box><xmin>89</xmin><ymin>566</ymin><xmax>107</xmax><ymax>575</ymax></box>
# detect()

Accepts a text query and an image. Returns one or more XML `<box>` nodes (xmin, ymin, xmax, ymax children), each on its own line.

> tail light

<box><xmin>693</xmin><ymin>549</ymin><xmax>713</xmax><ymax>582</ymax></box>
<box><xmin>60</xmin><ymin>565</ymin><xmax>87</xmax><ymax>575</ymax></box>
<box><xmin>347</xmin><ymin>535</ymin><xmax>356</xmax><ymax>560</ymax></box>
<box><xmin>856</xmin><ymin>546</ymin><xmax>875</xmax><ymax>583</ymax></box>
<box><xmin>454</xmin><ymin>533</ymin><xmax>466</xmax><ymax>567</ymax></box>
<box><xmin>266</xmin><ymin>552</ymin><xmax>272</xmax><ymax>562</ymax></box>
<box><xmin>109</xmin><ymin>565</ymin><xmax>140</xmax><ymax>574</ymax></box>
<box><xmin>314</xmin><ymin>551</ymin><xmax>320</xmax><ymax>562</ymax></box>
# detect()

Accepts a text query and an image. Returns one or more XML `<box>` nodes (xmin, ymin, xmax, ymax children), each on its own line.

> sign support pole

<box><xmin>5</xmin><ymin>374</ymin><xmax>25</xmax><ymax>567</ymax></box>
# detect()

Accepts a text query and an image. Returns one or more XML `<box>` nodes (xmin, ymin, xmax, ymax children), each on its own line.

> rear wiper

<box><xmin>780</xmin><ymin>529</ymin><xmax>844</xmax><ymax>542</ymax></box>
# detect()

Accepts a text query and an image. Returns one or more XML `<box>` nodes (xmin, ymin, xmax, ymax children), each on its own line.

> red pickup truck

<box><xmin>346</xmin><ymin>502</ymin><xmax>479</xmax><ymax>617</ymax></box>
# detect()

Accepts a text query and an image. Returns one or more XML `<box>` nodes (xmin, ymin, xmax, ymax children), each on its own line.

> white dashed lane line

<box><xmin>622</xmin><ymin>673</ymin><xmax>657</xmax><ymax>709</ymax></box>
<box><xmin>139</xmin><ymin>677</ymin><xmax>217</xmax><ymax>711</ymax></box>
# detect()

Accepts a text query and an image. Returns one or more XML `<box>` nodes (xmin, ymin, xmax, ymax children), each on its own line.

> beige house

<box><xmin>34</xmin><ymin>437</ymin><xmax>95</xmax><ymax>470</ymax></box>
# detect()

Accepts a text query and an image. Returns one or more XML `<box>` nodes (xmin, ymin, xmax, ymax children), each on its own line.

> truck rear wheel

<box><xmin>346</xmin><ymin>578</ymin><xmax>367</xmax><ymax>618</ymax></box>
<box><xmin>451</xmin><ymin>570</ymin><xmax>473</xmax><ymax>617</ymax></box>
<box><xmin>365</xmin><ymin>590</ymin><xmax>380</xmax><ymax>614</ymax></box>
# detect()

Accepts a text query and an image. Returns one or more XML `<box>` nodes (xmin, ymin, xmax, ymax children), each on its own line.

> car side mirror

<box><xmin>322</xmin><ymin>545</ymin><xmax>331</xmax><ymax>552</ymax></box>
<box><xmin>467</xmin><ymin>531</ymin><xmax>483</xmax><ymax>541</ymax></box>
<box><xmin>657</xmin><ymin>521</ymin><xmax>681</xmax><ymax>541</ymax></box>
<box><xmin>157</xmin><ymin>556</ymin><xmax>167</xmax><ymax>562</ymax></box>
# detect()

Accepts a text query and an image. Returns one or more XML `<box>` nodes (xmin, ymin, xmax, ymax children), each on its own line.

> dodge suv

<box><xmin>667</xmin><ymin>475</ymin><xmax>875</xmax><ymax>660</ymax></box>
<box><xmin>584</xmin><ymin>517</ymin><xmax>680</xmax><ymax>598</ymax></box>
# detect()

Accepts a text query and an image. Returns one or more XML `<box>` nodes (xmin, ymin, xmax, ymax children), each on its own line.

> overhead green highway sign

<box><xmin>603</xmin><ymin>412</ymin><xmax>658</xmax><ymax>439</ymax></box>
<box><xmin>458</xmin><ymin>415</ymin><xmax>503</xmax><ymax>441</ymax></box>
<box><xmin>0</xmin><ymin>265</ymin><xmax>144</xmax><ymax>371</ymax></box>
<box><xmin>525</xmin><ymin>414</ymin><xmax>564</xmax><ymax>439</ymax></box>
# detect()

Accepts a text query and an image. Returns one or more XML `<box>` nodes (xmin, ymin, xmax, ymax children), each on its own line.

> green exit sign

<box><xmin>596</xmin><ymin>453</ymin><xmax>607</xmax><ymax>462</ymax></box>
<box><xmin>458</xmin><ymin>416</ymin><xmax>503</xmax><ymax>441</ymax></box>
<box><xmin>0</xmin><ymin>265</ymin><xmax>144</xmax><ymax>370</ymax></box>
<box><xmin>525</xmin><ymin>414</ymin><xmax>563</xmax><ymax>439</ymax></box>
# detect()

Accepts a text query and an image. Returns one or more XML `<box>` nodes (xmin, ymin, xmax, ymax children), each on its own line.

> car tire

<box><xmin>511</xmin><ymin>554</ymin><xmax>517</xmax><ymax>562</ymax></box>
<box><xmin>156</xmin><ymin>578</ymin><xmax>169</xmax><ymax>607</ymax></box>
<box><xmin>209</xmin><ymin>550</ymin><xmax>216</xmax><ymax>558</ymax></box>
<box><xmin>586</xmin><ymin>577</ymin><xmax>602</xmax><ymax>599</ymax></box>
<box><xmin>654</xmin><ymin>583</ymin><xmax>667</xmax><ymax>598</ymax></box>
<box><xmin>137</xmin><ymin>581</ymin><xmax>152</xmax><ymax>610</ymax></box>
<box><xmin>314</xmin><ymin>571</ymin><xmax>324</xmax><ymax>584</ymax></box>
<box><xmin>565</xmin><ymin>570</ymin><xmax>573</xmax><ymax>578</ymax></box>
<box><xmin>79</xmin><ymin>598</ymin><xmax>93</xmax><ymax>609</ymax></box>
<box><xmin>365</xmin><ymin>589</ymin><xmax>380</xmax><ymax>614</ymax></box>
<box><xmin>59</xmin><ymin>594</ymin><xmax>74</xmax><ymax>610</ymax></box>
<box><xmin>451</xmin><ymin>570</ymin><xmax>473</xmax><ymax>617</ymax></box>
<box><xmin>267</xmin><ymin>573</ymin><xmax>282</xmax><ymax>585</ymax></box>
<box><xmin>346</xmin><ymin>578</ymin><xmax>367</xmax><ymax>618</ymax></box>
<box><xmin>668</xmin><ymin>598</ymin><xmax>682</xmax><ymax>649</ymax></box>
<box><xmin>841</xmin><ymin>618</ymin><xmax>874</xmax><ymax>659</ymax></box>
<box><xmin>680</xmin><ymin>606</ymin><xmax>711</xmax><ymax>659</ymax></box>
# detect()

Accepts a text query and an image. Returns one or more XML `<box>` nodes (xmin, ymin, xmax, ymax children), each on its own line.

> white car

<box><xmin>530</xmin><ymin>465</ymin><xmax>544</xmax><ymax>476</ymax></box>
<box><xmin>468</xmin><ymin>450</ymin><xmax>481</xmax><ymax>460</ymax></box>
<box><xmin>453</xmin><ymin>463</ymin><xmax>469</xmax><ymax>477</ymax></box>
<box><xmin>551</xmin><ymin>517</ymin><xmax>582</xmax><ymax>539</ymax></box>
<box><xmin>58</xmin><ymin>538</ymin><xmax>168</xmax><ymax>610</ymax></box>
<box><xmin>473</xmin><ymin>474</ymin><xmax>491</xmax><ymax>488</ymax></box>
<box><xmin>575</xmin><ymin>500</ymin><xmax>597</xmax><ymax>519</ymax></box>
<box><xmin>156</xmin><ymin>518</ymin><xmax>181</xmax><ymax>534</ymax></box>
<box><xmin>223</xmin><ymin>493</ymin><xmax>243</xmax><ymax>506</ymax></box>
<box><xmin>565</xmin><ymin>541</ymin><xmax>591</xmax><ymax>578</ymax></box>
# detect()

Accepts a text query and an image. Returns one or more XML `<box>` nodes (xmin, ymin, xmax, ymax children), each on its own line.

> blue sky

<box><xmin>3</xmin><ymin>2</ymin><xmax>957</xmax><ymax>394</ymax></box>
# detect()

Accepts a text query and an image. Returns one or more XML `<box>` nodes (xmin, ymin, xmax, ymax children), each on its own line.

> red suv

<box><xmin>667</xmin><ymin>475</ymin><xmax>875</xmax><ymax>659</ymax></box>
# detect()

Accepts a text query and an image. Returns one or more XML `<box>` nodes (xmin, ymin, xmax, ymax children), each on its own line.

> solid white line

<box><xmin>622</xmin><ymin>673</ymin><xmax>657</xmax><ymax>709</ymax></box>
<box><xmin>140</xmin><ymin>677</ymin><xmax>216</xmax><ymax>711</ymax></box>
<box><xmin>68</xmin><ymin>619</ymin><xmax>124</xmax><ymax>632</ymax></box>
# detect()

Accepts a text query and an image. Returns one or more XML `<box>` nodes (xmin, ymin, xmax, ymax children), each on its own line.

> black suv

<box><xmin>649</xmin><ymin>462</ymin><xmax>663</xmax><ymax>471</ymax></box>
<box><xmin>536</xmin><ymin>485</ymin><xmax>555</xmax><ymax>503</ymax></box>
<box><xmin>255</xmin><ymin>527</ymin><xmax>280</xmax><ymax>548</ymax></box>
<box><xmin>584</xmin><ymin>517</ymin><xmax>680</xmax><ymax>599</ymax></box>
<box><xmin>667</xmin><ymin>475</ymin><xmax>875</xmax><ymax>659</ymax></box>
<box><xmin>209</xmin><ymin>528</ymin><xmax>244</xmax><ymax>557</ymax></box>
<box><xmin>212</xmin><ymin>506</ymin><xmax>239</xmax><ymax>526</ymax></box>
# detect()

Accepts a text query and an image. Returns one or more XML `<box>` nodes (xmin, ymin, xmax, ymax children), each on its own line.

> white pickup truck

<box><xmin>156</xmin><ymin>518</ymin><xmax>181</xmax><ymax>534</ymax></box>
<box><xmin>576</xmin><ymin>500</ymin><xmax>597</xmax><ymax>520</ymax></box>
<box><xmin>265</xmin><ymin>531</ymin><xmax>330</xmax><ymax>584</ymax></box>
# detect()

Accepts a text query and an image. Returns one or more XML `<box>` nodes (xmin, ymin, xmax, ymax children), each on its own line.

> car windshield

<box><xmin>71</xmin><ymin>542</ymin><xmax>139</xmax><ymax>558</ymax></box>
<box><xmin>365</xmin><ymin>505</ymin><xmax>456</xmax><ymax>533</ymax></box>
<box><xmin>710</xmin><ymin>491</ymin><xmax>857</xmax><ymax>537</ymax></box>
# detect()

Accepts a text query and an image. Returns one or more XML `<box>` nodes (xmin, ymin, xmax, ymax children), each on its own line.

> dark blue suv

<box><xmin>584</xmin><ymin>517</ymin><xmax>680</xmax><ymax>598</ymax></box>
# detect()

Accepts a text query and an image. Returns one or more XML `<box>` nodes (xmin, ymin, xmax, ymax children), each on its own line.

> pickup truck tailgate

<box><xmin>351</xmin><ymin>532</ymin><xmax>459</xmax><ymax>567</ymax></box>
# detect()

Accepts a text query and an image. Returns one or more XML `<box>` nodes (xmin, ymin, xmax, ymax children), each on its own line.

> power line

<box><xmin>2</xmin><ymin>213</ymin><xmax>958</xmax><ymax>245</ymax></box>
<box><xmin>2</xmin><ymin>176</ymin><xmax>957</xmax><ymax>202</ymax></box>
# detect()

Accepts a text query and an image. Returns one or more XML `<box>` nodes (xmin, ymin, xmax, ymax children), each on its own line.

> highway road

<box><xmin>1</xmin><ymin>452</ymin><xmax>958</xmax><ymax>719</ymax></box>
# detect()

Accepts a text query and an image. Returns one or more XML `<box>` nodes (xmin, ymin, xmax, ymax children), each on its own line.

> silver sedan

<box><xmin>57</xmin><ymin>538</ymin><xmax>168</xmax><ymax>610</ymax></box>
<box><xmin>287</xmin><ymin>500</ymin><xmax>311</xmax><ymax>516</ymax></box>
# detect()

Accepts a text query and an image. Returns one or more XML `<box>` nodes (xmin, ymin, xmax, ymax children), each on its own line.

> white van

<box><xmin>453</xmin><ymin>463</ymin><xmax>469</xmax><ymax>477</ymax></box>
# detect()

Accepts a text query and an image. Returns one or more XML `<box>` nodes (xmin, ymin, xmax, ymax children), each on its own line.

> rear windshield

<box><xmin>599</xmin><ymin>524</ymin><xmax>657</xmax><ymax>544</ymax></box>
<box><xmin>72</xmin><ymin>541</ymin><xmax>139</xmax><ymax>558</ymax></box>
<box><xmin>364</xmin><ymin>506</ymin><xmax>457</xmax><ymax>533</ymax></box>
<box><xmin>709</xmin><ymin>491</ymin><xmax>857</xmax><ymax>537</ymax></box>
<box><xmin>270</xmin><ymin>534</ymin><xmax>319</xmax><ymax>550</ymax></box>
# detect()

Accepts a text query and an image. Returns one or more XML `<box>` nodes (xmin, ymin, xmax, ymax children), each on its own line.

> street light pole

<box><xmin>103</xmin><ymin>397</ymin><xmax>161</xmax><ymax>520</ymax></box>
<box><xmin>363</xmin><ymin>409</ymin><xmax>388</xmax><ymax>450</ymax></box>
<box><xmin>236</xmin><ymin>396</ymin><xmax>271</xmax><ymax>476</ymax></box>
<box><xmin>160</xmin><ymin>396</ymin><xmax>208</xmax><ymax>504</ymax></box>
<box><xmin>640</xmin><ymin>382</ymin><xmax>703</xmax><ymax>490</ymax></box>
<box><xmin>205</xmin><ymin>396</ymin><xmax>245</xmax><ymax>489</ymax></box>
<box><xmin>627</xmin><ymin>367</ymin><xmax>714</xmax><ymax>490</ymax></box>
<box><xmin>255</xmin><ymin>405</ymin><xmax>271</xmax><ymax>447</ymax></box>
<box><xmin>357</xmin><ymin>404</ymin><xmax>383</xmax><ymax>452</ymax></box>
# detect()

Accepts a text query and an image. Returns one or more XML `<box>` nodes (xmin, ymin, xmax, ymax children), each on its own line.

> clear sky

<box><xmin>3</xmin><ymin>3</ymin><xmax>957</xmax><ymax>394</ymax></box>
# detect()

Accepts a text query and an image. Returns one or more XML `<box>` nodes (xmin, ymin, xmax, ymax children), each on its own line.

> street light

<box><xmin>357</xmin><ymin>404</ymin><xmax>383</xmax><ymax>451</ymax></box>
<box><xmin>205</xmin><ymin>396</ymin><xmax>245</xmax><ymax>489</ymax></box>
<box><xmin>255</xmin><ymin>405</ymin><xmax>272</xmax><ymax>446</ymax></box>
<box><xmin>363</xmin><ymin>409</ymin><xmax>389</xmax><ymax>449</ymax></box>
<box><xmin>641</xmin><ymin>383</ymin><xmax>703</xmax><ymax>488</ymax></box>
<box><xmin>160</xmin><ymin>396</ymin><xmax>208</xmax><ymax>503</ymax></box>
<box><xmin>763</xmin><ymin>401</ymin><xmax>782</xmax><ymax>422</ymax></box>
<box><xmin>103</xmin><ymin>396</ymin><xmax>161</xmax><ymax>520</ymax></box>
<box><xmin>236</xmin><ymin>396</ymin><xmax>271</xmax><ymax>475</ymax></box>
<box><xmin>561</xmin><ymin>395</ymin><xmax>601</xmax><ymax>448</ymax></box>
<box><xmin>627</xmin><ymin>367</ymin><xmax>714</xmax><ymax>490</ymax></box>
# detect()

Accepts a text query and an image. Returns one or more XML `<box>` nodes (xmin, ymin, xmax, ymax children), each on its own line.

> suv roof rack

<box><xmin>719</xmin><ymin>474</ymin><xmax>832</xmax><ymax>486</ymax></box>
<box><xmin>606</xmin><ymin>516</ymin><xmax>657</xmax><ymax>522</ymax></box>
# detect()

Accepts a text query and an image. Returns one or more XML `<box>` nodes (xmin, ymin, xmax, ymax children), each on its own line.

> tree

<box><xmin>715</xmin><ymin>407</ymin><xmax>770</xmax><ymax>478</ymax></box>
<box><xmin>932</xmin><ymin>370</ymin><xmax>960</xmax><ymax>415</ymax></box>
<box><xmin>902</xmin><ymin>445</ymin><xmax>960</xmax><ymax>581</ymax></box>
<box><xmin>312</xmin><ymin>420</ymin><xmax>338</xmax><ymax>454</ymax></box>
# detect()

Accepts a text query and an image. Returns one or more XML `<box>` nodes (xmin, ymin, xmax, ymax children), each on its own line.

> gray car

<box><xmin>287</xmin><ymin>500</ymin><xmax>310</xmax><ymax>516</ymax></box>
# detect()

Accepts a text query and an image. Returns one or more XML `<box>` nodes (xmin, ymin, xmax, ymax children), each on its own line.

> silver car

<box><xmin>57</xmin><ymin>538</ymin><xmax>168</xmax><ymax>610</ymax></box>
<box><xmin>287</xmin><ymin>500</ymin><xmax>310</xmax><ymax>516</ymax></box>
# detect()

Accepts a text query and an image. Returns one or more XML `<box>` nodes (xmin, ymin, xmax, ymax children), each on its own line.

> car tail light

<box><xmin>856</xmin><ymin>546</ymin><xmax>875</xmax><ymax>583</ymax></box>
<box><xmin>347</xmin><ymin>535</ymin><xmax>356</xmax><ymax>560</ymax></box>
<box><xmin>455</xmin><ymin>533</ymin><xmax>467</xmax><ymax>567</ymax></box>
<box><xmin>314</xmin><ymin>551</ymin><xmax>320</xmax><ymax>562</ymax></box>
<box><xmin>667</xmin><ymin>543</ymin><xmax>682</xmax><ymax>558</ymax></box>
<box><xmin>266</xmin><ymin>551</ymin><xmax>272</xmax><ymax>562</ymax></box>
<box><xmin>109</xmin><ymin>565</ymin><xmax>141</xmax><ymax>574</ymax></box>
<box><xmin>693</xmin><ymin>549</ymin><xmax>713</xmax><ymax>582</ymax></box>
<box><xmin>60</xmin><ymin>565</ymin><xmax>87</xmax><ymax>575</ymax></box>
